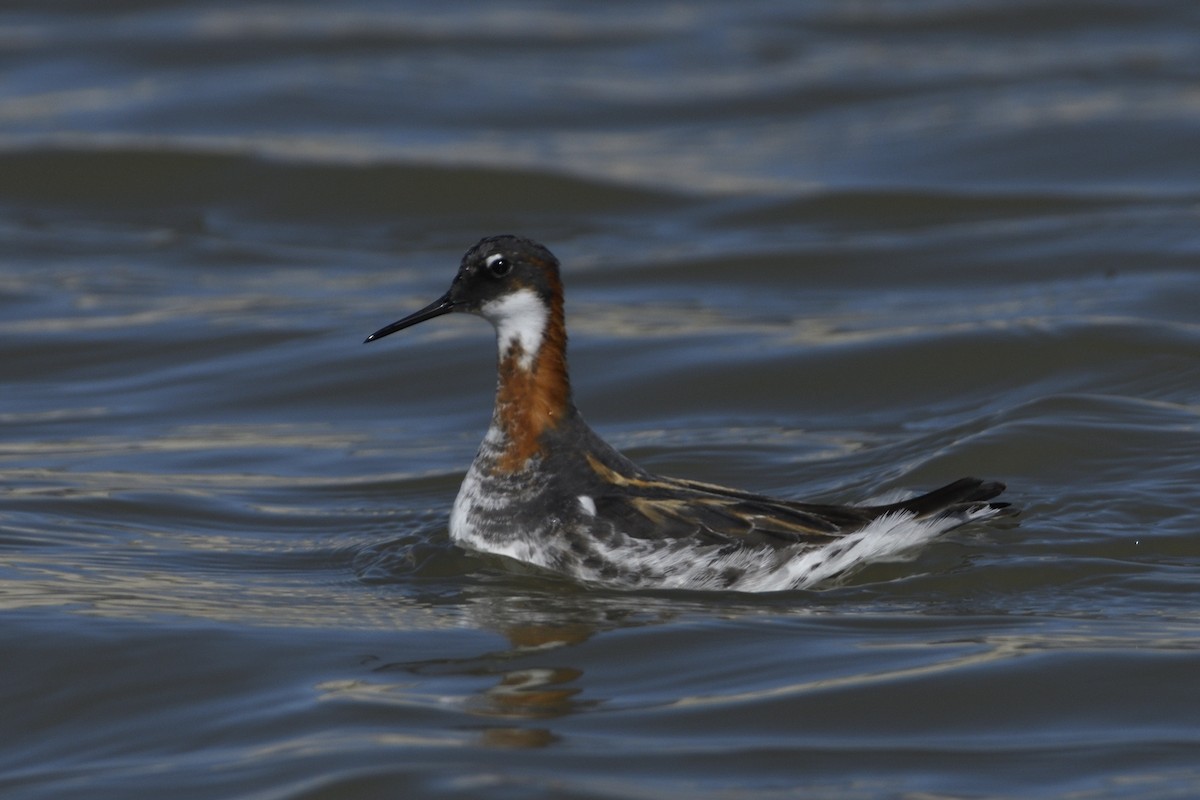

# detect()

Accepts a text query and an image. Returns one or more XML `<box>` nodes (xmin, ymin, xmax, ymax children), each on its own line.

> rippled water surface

<box><xmin>3</xmin><ymin>2</ymin><xmax>1200</xmax><ymax>798</ymax></box>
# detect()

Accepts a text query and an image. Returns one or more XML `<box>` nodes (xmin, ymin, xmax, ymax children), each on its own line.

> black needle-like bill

<box><xmin>364</xmin><ymin>292</ymin><xmax>457</xmax><ymax>343</ymax></box>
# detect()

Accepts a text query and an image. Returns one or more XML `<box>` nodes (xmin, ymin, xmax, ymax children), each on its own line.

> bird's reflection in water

<box><xmin>481</xmin><ymin>622</ymin><xmax>592</xmax><ymax>745</ymax></box>
<box><xmin>358</xmin><ymin>617</ymin><xmax>604</xmax><ymax>749</ymax></box>
<box><xmin>337</xmin><ymin>587</ymin><xmax>694</xmax><ymax>748</ymax></box>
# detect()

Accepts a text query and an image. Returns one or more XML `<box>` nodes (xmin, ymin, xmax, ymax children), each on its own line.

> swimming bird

<box><xmin>366</xmin><ymin>235</ymin><xmax>1008</xmax><ymax>591</ymax></box>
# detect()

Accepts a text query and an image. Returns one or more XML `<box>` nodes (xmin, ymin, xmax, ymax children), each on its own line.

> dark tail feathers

<box><xmin>877</xmin><ymin>477</ymin><xmax>1010</xmax><ymax>520</ymax></box>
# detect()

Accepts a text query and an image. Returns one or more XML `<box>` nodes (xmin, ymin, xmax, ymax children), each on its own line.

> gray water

<box><xmin>2</xmin><ymin>2</ymin><xmax>1200</xmax><ymax>798</ymax></box>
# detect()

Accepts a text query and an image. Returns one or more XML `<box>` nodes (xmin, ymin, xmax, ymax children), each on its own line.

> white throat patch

<box><xmin>480</xmin><ymin>288</ymin><xmax>547</xmax><ymax>370</ymax></box>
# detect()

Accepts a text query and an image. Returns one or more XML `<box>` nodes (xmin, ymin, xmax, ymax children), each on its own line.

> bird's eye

<box><xmin>486</xmin><ymin>257</ymin><xmax>512</xmax><ymax>277</ymax></box>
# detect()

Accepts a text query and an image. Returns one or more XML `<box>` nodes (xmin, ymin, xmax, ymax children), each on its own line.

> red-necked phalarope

<box><xmin>366</xmin><ymin>235</ymin><xmax>1010</xmax><ymax>592</ymax></box>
